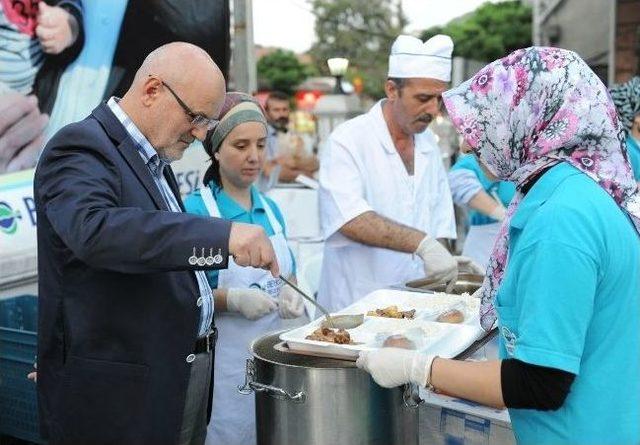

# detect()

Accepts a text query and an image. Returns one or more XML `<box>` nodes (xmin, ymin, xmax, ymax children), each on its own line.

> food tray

<box><xmin>280</xmin><ymin>289</ymin><xmax>485</xmax><ymax>361</ymax></box>
<box><xmin>347</xmin><ymin>289</ymin><xmax>481</xmax><ymax>324</ymax></box>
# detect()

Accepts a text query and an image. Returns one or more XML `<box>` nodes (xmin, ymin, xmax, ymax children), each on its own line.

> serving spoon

<box><xmin>279</xmin><ymin>275</ymin><xmax>364</xmax><ymax>329</ymax></box>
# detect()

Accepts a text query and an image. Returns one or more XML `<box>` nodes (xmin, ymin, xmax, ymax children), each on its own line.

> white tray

<box><xmin>280</xmin><ymin>289</ymin><xmax>485</xmax><ymax>361</ymax></box>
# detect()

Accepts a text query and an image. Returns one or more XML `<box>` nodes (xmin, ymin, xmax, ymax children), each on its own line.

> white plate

<box><xmin>280</xmin><ymin>289</ymin><xmax>485</xmax><ymax>361</ymax></box>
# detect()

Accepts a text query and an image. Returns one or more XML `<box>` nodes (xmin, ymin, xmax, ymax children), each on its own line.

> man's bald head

<box><xmin>120</xmin><ymin>42</ymin><xmax>227</xmax><ymax>161</ymax></box>
<box><xmin>135</xmin><ymin>43</ymin><xmax>222</xmax><ymax>89</ymax></box>
<box><xmin>131</xmin><ymin>42</ymin><xmax>225</xmax><ymax>117</ymax></box>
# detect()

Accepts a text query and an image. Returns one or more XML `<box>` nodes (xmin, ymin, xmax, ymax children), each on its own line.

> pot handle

<box><xmin>402</xmin><ymin>383</ymin><xmax>424</xmax><ymax>409</ymax></box>
<box><xmin>248</xmin><ymin>381</ymin><xmax>307</xmax><ymax>404</ymax></box>
<box><xmin>238</xmin><ymin>358</ymin><xmax>306</xmax><ymax>404</ymax></box>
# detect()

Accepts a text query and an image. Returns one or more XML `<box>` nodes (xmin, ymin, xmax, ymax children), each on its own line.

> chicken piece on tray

<box><xmin>306</xmin><ymin>327</ymin><xmax>353</xmax><ymax>344</ymax></box>
<box><xmin>367</xmin><ymin>305</ymin><xmax>416</xmax><ymax>319</ymax></box>
<box><xmin>436</xmin><ymin>308</ymin><xmax>464</xmax><ymax>323</ymax></box>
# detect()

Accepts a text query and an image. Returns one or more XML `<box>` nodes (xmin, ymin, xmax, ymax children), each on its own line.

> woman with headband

<box><xmin>184</xmin><ymin>92</ymin><xmax>305</xmax><ymax>445</ymax></box>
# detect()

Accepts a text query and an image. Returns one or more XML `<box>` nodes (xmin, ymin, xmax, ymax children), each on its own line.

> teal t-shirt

<box><xmin>184</xmin><ymin>183</ymin><xmax>296</xmax><ymax>288</ymax></box>
<box><xmin>626</xmin><ymin>134</ymin><xmax>640</xmax><ymax>181</ymax></box>
<box><xmin>451</xmin><ymin>154</ymin><xmax>516</xmax><ymax>225</ymax></box>
<box><xmin>495</xmin><ymin>162</ymin><xmax>640</xmax><ymax>444</ymax></box>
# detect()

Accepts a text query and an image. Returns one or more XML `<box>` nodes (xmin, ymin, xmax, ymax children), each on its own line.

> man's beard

<box><xmin>272</xmin><ymin>117</ymin><xmax>289</xmax><ymax>132</ymax></box>
<box><xmin>157</xmin><ymin>145</ymin><xmax>187</xmax><ymax>164</ymax></box>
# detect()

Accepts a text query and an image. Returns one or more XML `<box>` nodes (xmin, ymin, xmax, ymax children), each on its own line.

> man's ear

<box><xmin>141</xmin><ymin>76</ymin><xmax>162</xmax><ymax>107</ymax></box>
<box><xmin>384</xmin><ymin>79</ymin><xmax>400</xmax><ymax>101</ymax></box>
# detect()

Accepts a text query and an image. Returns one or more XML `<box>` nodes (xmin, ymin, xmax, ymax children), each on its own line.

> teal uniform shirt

<box><xmin>451</xmin><ymin>154</ymin><xmax>516</xmax><ymax>225</ymax></box>
<box><xmin>626</xmin><ymin>134</ymin><xmax>640</xmax><ymax>181</ymax></box>
<box><xmin>184</xmin><ymin>183</ymin><xmax>296</xmax><ymax>288</ymax></box>
<box><xmin>495</xmin><ymin>163</ymin><xmax>640</xmax><ymax>444</ymax></box>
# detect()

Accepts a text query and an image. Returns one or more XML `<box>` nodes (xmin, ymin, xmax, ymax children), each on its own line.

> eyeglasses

<box><xmin>151</xmin><ymin>75</ymin><xmax>218</xmax><ymax>131</ymax></box>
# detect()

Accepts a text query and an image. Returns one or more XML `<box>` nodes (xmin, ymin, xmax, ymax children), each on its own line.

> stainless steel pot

<box><xmin>239</xmin><ymin>332</ymin><xmax>420</xmax><ymax>445</ymax></box>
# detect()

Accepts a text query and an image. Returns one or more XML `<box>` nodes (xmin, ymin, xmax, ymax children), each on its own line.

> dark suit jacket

<box><xmin>34</xmin><ymin>103</ymin><xmax>231</xmax><ymax>445</ymax></box>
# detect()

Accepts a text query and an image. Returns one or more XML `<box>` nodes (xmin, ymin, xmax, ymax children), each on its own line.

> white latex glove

<box><xmin>226</xmin><ymin>288</ymin><xmax>277</xmax><ymax>320</ymax></box>
<box><xmin>454</xmin><ymin>256</ymin><xmax>485</xmax><ymax>275</ymax></box>
<box><xmin>277</xmin><ymin>285</ymin><xmax>305</xmax><ymax>319</ymax></box>
<box><xmin>356</xmin><ymin>348</ymin><xmax>436</xmax><ymax>388</ymax></box>
<box><xmin>488</xmin><ymin>203</ymin><xmax>506</xmax><ymax>221</ymax></box>
<box><xmin>415</xmin><ymin>236</ymin><xmax>458</xmax><ymax>284</ymax></box>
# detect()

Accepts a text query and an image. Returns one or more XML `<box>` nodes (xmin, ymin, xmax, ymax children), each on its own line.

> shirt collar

<box><xmin>510</xmin><ymin>162</ymin><xmax>582</xmax><ymax>230</ymax></box>
<box><xmin>209</xmin><ymin>182</ymin><xmax>265</xmax><ymax>219</ymax></box>
<box><xmin>107</xmin><ymin>97</ymin><xmax>166</xmax><ymax>176</ymax></box>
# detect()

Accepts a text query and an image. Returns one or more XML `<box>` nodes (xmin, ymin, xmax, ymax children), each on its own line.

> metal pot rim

<box><xmin>250</xmin><ymin>331</ymin><xmax>356</xmax><ymax>369</ymax></box>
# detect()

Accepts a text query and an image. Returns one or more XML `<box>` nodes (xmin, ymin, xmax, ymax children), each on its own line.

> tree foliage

<box><xmin>309</xmin><ymin>0</ymin><xmax>407</xmax><ymax>98</ymax></box>
<box><xmin>421</xmin><ymin>1</ymin><xmax>532</xmax><ymax>63</ymax></box>
<box><xmin>257</xmin><ymin>49</ymin><xmax>312</xmax><ymax>95</ymax></box>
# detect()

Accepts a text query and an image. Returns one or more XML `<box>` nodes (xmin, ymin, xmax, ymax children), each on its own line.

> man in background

<box><xmin>261</xmin><ymin>91</ymin><xmax>319</xmax><ymax>187</ymax></box>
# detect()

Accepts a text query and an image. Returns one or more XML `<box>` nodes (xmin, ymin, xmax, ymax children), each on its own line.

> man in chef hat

<box><xmin>317</xmin><ymin>34</ymin><xmax>471</xmax><ymax>312</ymax></box>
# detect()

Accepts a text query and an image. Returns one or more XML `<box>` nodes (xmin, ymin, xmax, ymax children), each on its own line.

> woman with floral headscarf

<box><xmin>184</xmin><ymin>92</ymin><xmax>306</xmax><ymax>445</ymax></box>
<box><xmin>356</xmin><ymin>48</ymin><xmax>640</xmax><ymax>444</ymax></box>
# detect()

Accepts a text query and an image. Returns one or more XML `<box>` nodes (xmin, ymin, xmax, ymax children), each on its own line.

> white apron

<box><xmin>461</xmin><ymin>222</ymin><xmax>501</xmax><ymax>272</ymax></box>
<box><xmin>200</xmin><ymin>187</ymin><xmax>293</xmax><ymax>445</ymax></box>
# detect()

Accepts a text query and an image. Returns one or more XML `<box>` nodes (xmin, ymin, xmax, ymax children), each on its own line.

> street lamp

<box><xmin>327</xmin><ymin>57</ymin><xmax>349</xmax><ymax>94</ymax></box>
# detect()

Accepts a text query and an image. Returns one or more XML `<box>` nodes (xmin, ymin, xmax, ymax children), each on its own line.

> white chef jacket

<box><xmin>317</xmin><ymin>100</ymin><xmax>456</xmax><ymax>312</ymax></box>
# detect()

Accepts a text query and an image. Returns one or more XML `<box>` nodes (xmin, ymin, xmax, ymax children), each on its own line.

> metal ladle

<box><xmin>279</xmin><ymin>275</ymin><xmax>364</xmax><ymax>329</ymax></box>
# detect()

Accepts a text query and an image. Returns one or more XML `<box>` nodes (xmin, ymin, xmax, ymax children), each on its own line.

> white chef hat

<box><xmin>388</xmin><ymin>34</ymin><xmax>454</xmax><ymax>82</ymax></box>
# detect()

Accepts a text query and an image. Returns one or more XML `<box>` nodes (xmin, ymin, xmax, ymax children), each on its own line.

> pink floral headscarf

<box><xmin>443</xmin><ymin>47</ymin><xmax>640</xmax><ymax>331</ymax></box>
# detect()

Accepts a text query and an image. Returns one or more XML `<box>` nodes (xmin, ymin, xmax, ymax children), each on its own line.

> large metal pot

<box><xmin>239</xmin><ymin>332</ymin><xmax>420</xmax><ymax>445</ymax></box>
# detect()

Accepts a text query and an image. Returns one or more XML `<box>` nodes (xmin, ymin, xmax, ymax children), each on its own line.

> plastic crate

<box><xmin>0</xmin><ymin>295</ymin><xmax>45</xmax><ymax>444</ymax></box>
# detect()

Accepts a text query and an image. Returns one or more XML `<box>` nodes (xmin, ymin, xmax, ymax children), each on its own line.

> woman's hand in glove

<box><xmin>277</xmin><ymin>284</ymin><xmax>305</xmax><ymax>319</ymax></box>
<box><xmin>226</xmin><ymin>288</ymin><xmax>277</xmax><ymax>320</ymax></box>
<box><xmin>356</xmin><ymin>348</ymin><xmax>436</xmax><ymax>388</ymax></box>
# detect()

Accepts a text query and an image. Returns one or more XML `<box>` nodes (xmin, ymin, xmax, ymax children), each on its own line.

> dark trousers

<box><xmin>177</xmin><ymin>351</ymin><xmax>213</xmax><ymax>445</ymax></box>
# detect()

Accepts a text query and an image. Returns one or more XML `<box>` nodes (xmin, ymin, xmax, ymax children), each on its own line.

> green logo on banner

<box><xmin>0</xmin><ymin>201</ymin><xmax>22</xmax><ymax>235</ymax></box>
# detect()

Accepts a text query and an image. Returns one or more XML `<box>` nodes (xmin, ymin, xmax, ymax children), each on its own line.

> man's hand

<box><xmin>0</xmin><ymin>92</ymin><xmax>48</xmax><ymax>173</ymax></box>
<box><xmin>27</xmin><ymin>361</ymin><xmax>37</xmax><ymax>383</ymax></box>
<box><xmin>415</xmin><ymin>236</ymin><xmax>458</xmax><ymax>284</ymax></box>
<box><xmin>295</xmin><ymin>154</ymin><xmax>319</xmax><ymax>174</ymax></box>
<box><xmin>454</xmin><ymin>256</ymin><xmax>485</xmax><ymax>275</ymax></box>
<box><xmin>229</xmin><ymin>222</ymin><xmax>280</xmax><ymax>277</ymax></box>
<box><xmin>36</xmin><ymin>3</ymin><xmax>79</xmax><ymax>54</ymax></box>
<box><xmin>356</xmin><ymin>348</ymin><xmax>436</xmax><ymax>388</ymax></box>
<box><xmin>226</xmin><ymin>288</ymin><xmax>277</xmax><ymax>320</ymax></box>
<box><xmin>276</xmin><ymin>155</ymin><xmax>301</xmax><ymax>182</ymax></box>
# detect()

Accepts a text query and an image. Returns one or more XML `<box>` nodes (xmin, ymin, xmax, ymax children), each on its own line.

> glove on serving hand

<box><xmin>415</xmin><ymin>236</ymin><xmax>458</xmax><ymax>284</ymax></box>
<box><xmin>227</xmin><ymin>288</ymin><xmax>277</xmax><ymax>320</ymax></box>
<box><xmin>356</xmin><ymin>348</ymin><xmax>436</xmax><ymax>388</ymax></box>
<box><xmin>277</xmin><ymin>284</ymin><xmax>305</xmax><ymax>319</ymax></box>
